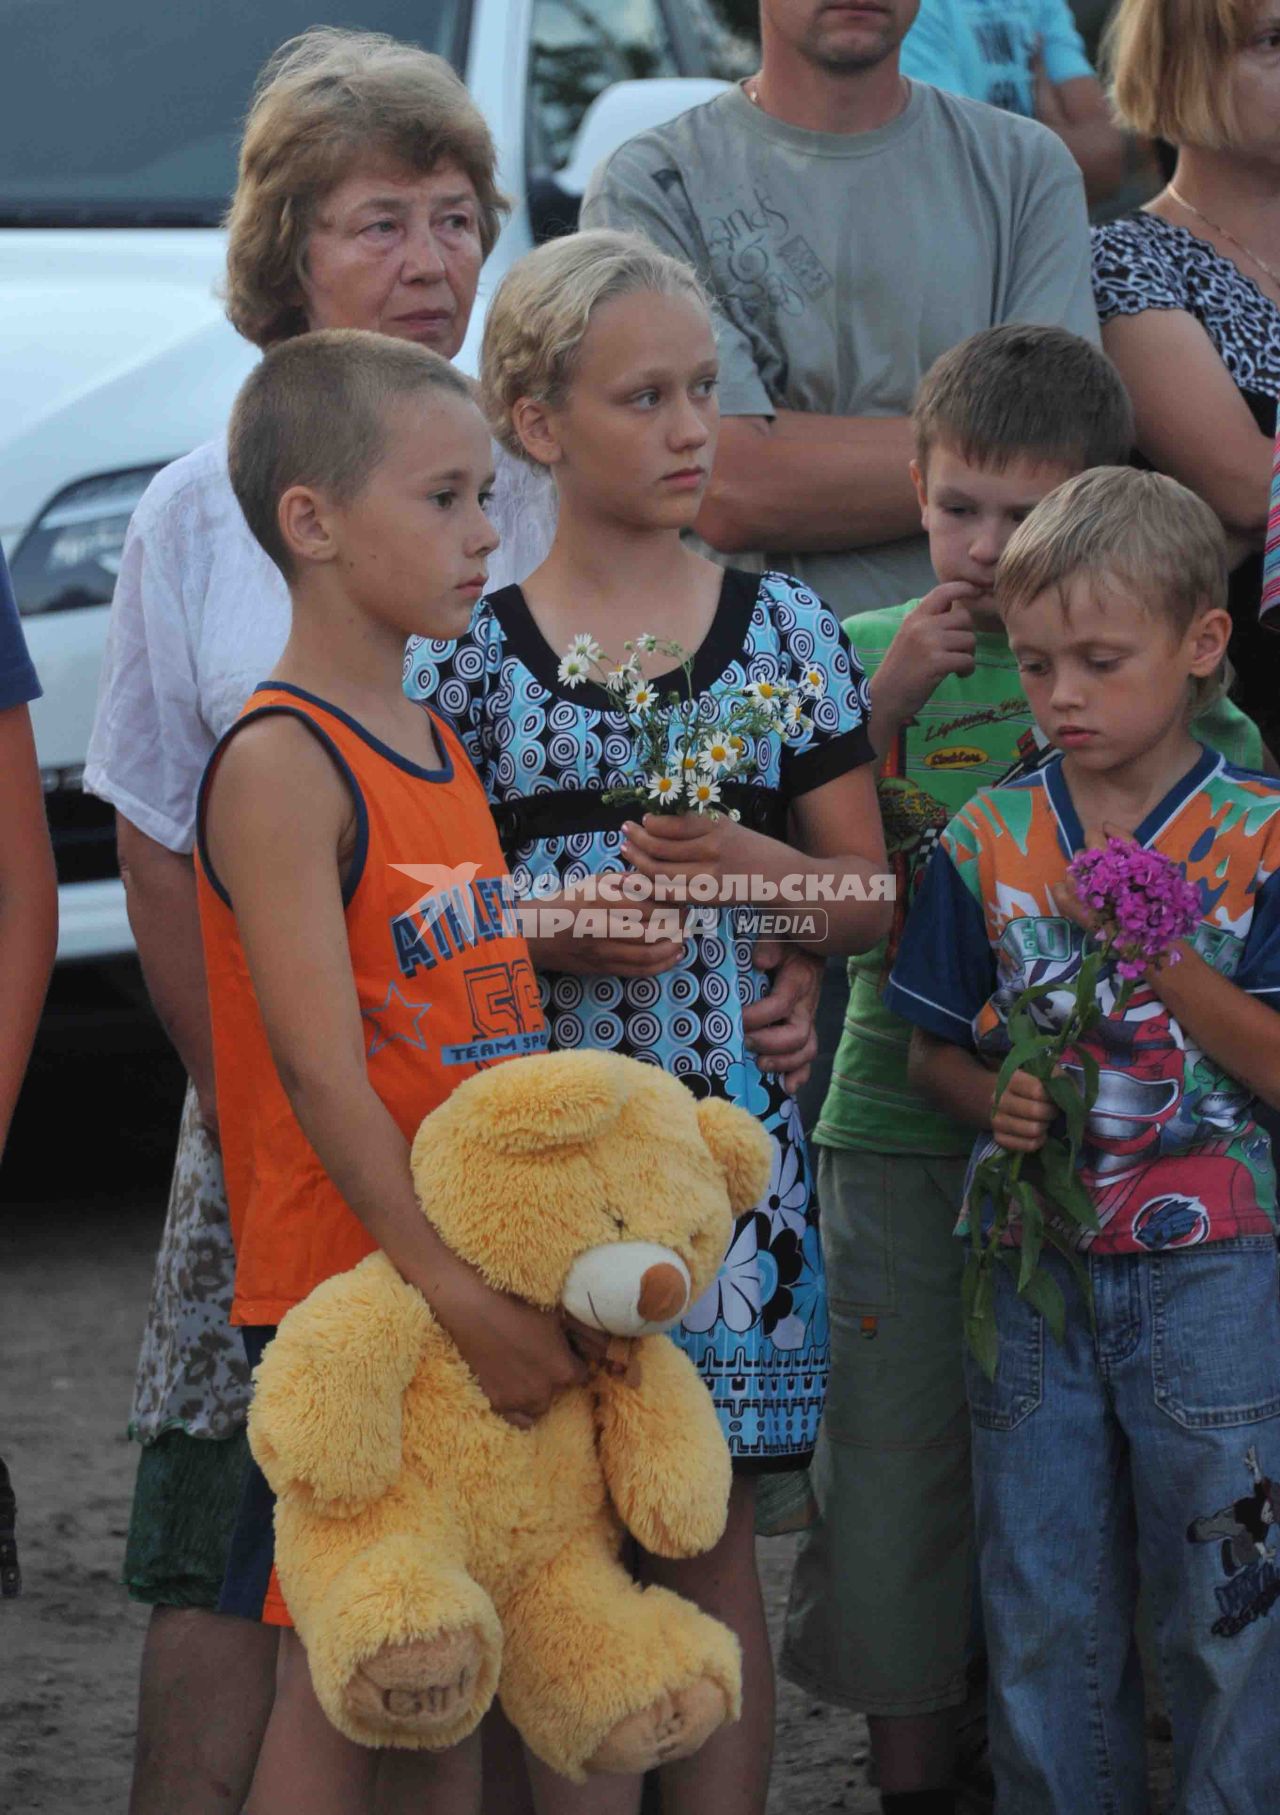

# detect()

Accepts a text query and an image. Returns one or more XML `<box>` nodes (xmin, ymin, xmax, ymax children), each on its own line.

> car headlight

<box><xmin>10</xmin><ymin>466</ymin><xmax>164</xmax><ymax>616</ymax></box>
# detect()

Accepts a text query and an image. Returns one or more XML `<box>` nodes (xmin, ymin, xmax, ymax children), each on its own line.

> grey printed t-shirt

<box><xmin>582</xmin><ymin>80</ymin><xmax>1098</xmax><ymax>617</ymax></box>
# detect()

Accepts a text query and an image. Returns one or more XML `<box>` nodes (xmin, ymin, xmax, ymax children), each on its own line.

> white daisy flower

<box><xmin>687</xmin><ymin>777</ymin><xmax>722</xmax><ymax>810</ymax></box>
<box><xmin>647</xmin><ymin>770</ymin><xmax>680</xmax><ymax>803</ymax></box>
<box><xmin>557</xmin><ymin>653</ymin><xmax>589</xmax><ymax>688</ymax></box>
<box><xmin>801</xmin><ymin>664</ymin><xmax>826</xmax><ymax>697</ymax></box>
<box><xmin>568</xmin><ymin>633</ymin><xmax>601</xmax><ymax>661</ymax></box>
<box><xmin>605</xmin><ymin>664</ymin><xmax>636</xmax><ymax>692</ymax></box>
<box><xmin>698</xmin><ymin>734</ymin><xmax>738</xmax><ymax>774</ymax></box>
<box><xmin>626</xmin><ymin>681</ymin><xmax>657</xmax><ymax>712</ymax></box>
<box><xmin>745</xmin><ymin>679</ymin><xmax>782</xmax><ymax>706</ymax></box>
<box><xmin>634</xmin><ymin>633</ymin><xmax>659</xmax><ymax>652</ymax></box>
<box><xmin>678</xmin><ymin>751</ymin><xmax>701</xmax><ymax>774</ymax></box>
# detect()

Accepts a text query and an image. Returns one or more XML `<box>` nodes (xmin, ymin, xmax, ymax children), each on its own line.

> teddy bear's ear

<box><xmin>695</xmin><ymin>1098</ymin><xmax>773</xmax><ymax>1212</ymax></box>
<box><xmin>479</xmin><ymin>1050</ymin><xmax>630</xmax><ymax>1155</ymax></box>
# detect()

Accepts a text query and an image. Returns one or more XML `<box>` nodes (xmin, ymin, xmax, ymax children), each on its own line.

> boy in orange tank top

<box><xmin>195</xmin><ymin>330</ymin><xmax>599</xmax><ymax>1814</ymax></box>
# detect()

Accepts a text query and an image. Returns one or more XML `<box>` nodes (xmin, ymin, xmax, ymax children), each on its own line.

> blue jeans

<box><xmin>966</xmin><ymin>1239</ymin><xmax>1280</xmax><ymax>1815</ymax></box>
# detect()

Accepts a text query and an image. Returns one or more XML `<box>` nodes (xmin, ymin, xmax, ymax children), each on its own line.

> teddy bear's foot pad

<box><xmin>586</xmin><ymin>1678</ymin><xmax>729</xmax><ymax>1775</ymax></box>
<box><xmin>346</xmin><ymin>1627</ymin><xmax>486</xmax><ymax>1731</ymax></box>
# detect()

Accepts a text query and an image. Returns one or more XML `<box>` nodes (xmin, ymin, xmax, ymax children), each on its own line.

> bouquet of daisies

<box><xmin>557</xmin><ymin>633</ymin><xmax>824</xmax><ymax>814</ymax></box>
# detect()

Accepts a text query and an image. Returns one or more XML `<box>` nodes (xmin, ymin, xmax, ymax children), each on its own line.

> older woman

<box><xmin>1091</xmin><ymin>0</ymin><xmax>1280</xmax><ymax>743</ymax></box>
<box><xmin>85</xmin><ymin>28</ymin><xmax>816</xmax><ymax>1815</ymax></box>
<box><xmin>84</xmin><ymin>35</ymin><xmax>529</xmax><ymax>1813</ymax></box>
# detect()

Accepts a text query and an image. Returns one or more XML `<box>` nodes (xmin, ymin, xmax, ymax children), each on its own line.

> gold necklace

<box><xmin>1166</xmin><ymin>183</ymin><xmax>1280</xmax><ymax>291</ymax></box>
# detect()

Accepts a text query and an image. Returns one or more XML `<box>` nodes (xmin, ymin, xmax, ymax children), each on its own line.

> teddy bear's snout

<box><xmin>636</xmin><ymin>1263</ymin><xmax>688</xmax><ymax>1325</ymax></box>
<box><xmin>561</xmin><ymin>1241</ymin><xmax>693</xmax><ymax>1336</ymax></box>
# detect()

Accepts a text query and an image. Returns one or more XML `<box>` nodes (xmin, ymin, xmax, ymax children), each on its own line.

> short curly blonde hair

<box><xmin>225</xmin><ymin>28</ymin><xmax>508</xmax><ymax>349</ymax></box>
<box><xmin>1103</xmin><ymin>0</ymin><xmax>1251</xmax><ymax>149</ymax></box>
<box><xmin>480</xmin><ymin>230</ymin><xmax>710</xmax><ymax>463</ymax></box>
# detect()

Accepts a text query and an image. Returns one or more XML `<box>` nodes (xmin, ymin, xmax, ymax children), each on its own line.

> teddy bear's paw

<box><xmin>585</xmin><ymin>1677</ymin><xmax>729</xmax><ymax>1775</ymax></box>
<box><xmin>344</xmin><ymin>1627</ymin><xmax>486</xmax><ymax>1733</ymax></box>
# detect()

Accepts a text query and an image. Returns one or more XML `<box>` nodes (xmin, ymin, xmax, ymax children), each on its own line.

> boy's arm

<box><xmin>0</xmin><ymin>704</ymin><xmax>57</xmax><ymax>1157</ymax></box>
<box><xmin>1139</xmin><ymin>947</ymin><xmax>1280</xmax><ymax>1111</ymax></box>
<box><xmin>204</xmin><ymin>718</ymin><xmax>586</xmax><ymax>1426</ymax></box>
<box><xmin>863</xmin><ymin>586</ymin><xmax>980</xmax><ymax>757</ymax></box>
<box><xmin>908</xmin><ymin>1028</ymin><xmax>1055</xmax><ymax>1151</ymax></box>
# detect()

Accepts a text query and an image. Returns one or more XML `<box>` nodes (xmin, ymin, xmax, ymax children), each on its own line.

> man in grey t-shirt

<box><xmin>582</xmin><ymin>0</ymin><xmax>1098</xmax><ymax>621</ymax></box>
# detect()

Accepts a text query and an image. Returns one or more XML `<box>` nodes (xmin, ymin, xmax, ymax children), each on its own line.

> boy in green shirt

<box><xmin>781</xmin><ymin>324</ymin><xmax>1263</xmax><ymax>1815</ymax></box>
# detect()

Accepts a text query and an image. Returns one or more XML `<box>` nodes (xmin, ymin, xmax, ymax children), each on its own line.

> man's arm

<box><xmin>695</xmin><ymin>413</ymin><xmax>921</xmax><ymax>556</ymax></box>
<box><xmin>582</xmin><ymin>139</ymin><xmax>920</xmax><ymax>555</ymax></box>
<box><xmin>0</xmin><ymin>705</ymin><xmax>56</xmax><ymax>1157</ymax></box>
<box><xmin>117</xmin><ymin>816</ymin><xmax>218</xmax><ymax>1139</ymax></box>
<box><xmin>205</xmin><ymin>717</ymin><xmax>586</xmax><ymax>1425</ymax></box>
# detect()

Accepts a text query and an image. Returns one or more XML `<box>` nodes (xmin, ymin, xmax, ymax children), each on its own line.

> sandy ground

<box><xmin>0</xmin><ymin>1131</ymin><xmax>874</xmax><ymax>1815</ymax></box>
<box><xmin>0</xmin><ymin>1058</ymin><xmax>1170</xmax><ymax>1815</ymax></box>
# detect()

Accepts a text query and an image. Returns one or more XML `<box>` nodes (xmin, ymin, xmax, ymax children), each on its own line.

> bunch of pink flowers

<box><xmin>1068</xmin><ymin>837</ymin><xmax>1202</xmax><ymax>979</ymax></box>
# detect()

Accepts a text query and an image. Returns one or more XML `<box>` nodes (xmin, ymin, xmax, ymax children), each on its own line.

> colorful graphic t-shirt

<box><xmin>815</xmin><ymin>602</ymin><xmax>1265</xmax><ymax>1156</ymax></box>
<box><xmin>885</xmin><ymin>746</ymin><xmax>1280</xmax><ymax>1253</ymax></box>
<box><xmin>901</xmin><ymin>0</ymin><xmax>1094</xmax><ymax>119</ymax></box>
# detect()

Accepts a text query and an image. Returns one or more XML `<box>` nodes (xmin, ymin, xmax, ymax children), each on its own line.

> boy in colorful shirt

<box><xmin>194</xmin><ymin>330</ymin><xmax>583</xmax><ymax>1808</ymax></box>
<box><xmin>782</xmin><ymin>325</ymin><xmax>1262</xmax><ymax>1814</ymax></box>
<box><xmin>887</xmin><ymin>466</ymin><xmax>1280</xmax><ymax>1812</ymax></box>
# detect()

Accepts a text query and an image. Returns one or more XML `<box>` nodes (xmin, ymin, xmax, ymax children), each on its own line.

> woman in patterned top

<box><xmin>1091</xmin><ymin>0</ymin><xmax>1280</xmax><ymax>743</ymax></box>
<box><xmin>407</xmin><ymin>230</ymin><xmax>890</xmax><ymax>1815</ymax></box>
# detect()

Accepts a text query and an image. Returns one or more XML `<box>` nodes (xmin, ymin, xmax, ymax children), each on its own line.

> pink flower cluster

<box><xmin>1068</xmin><ymin>837</ymin><xmax>1201</xmax><ymax>979</ymax></box>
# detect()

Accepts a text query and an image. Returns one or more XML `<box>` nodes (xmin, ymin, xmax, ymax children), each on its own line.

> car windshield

<box><xmin>0</xmin><ymin>0</ymin><xmax>468</xmax><ymax>225</ymax></box>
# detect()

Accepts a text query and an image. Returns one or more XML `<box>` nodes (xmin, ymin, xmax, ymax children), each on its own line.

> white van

<box><xmin>2</xmin><ymin>0</ymin><xmax>741</xmax><ymax>991</ymax></box>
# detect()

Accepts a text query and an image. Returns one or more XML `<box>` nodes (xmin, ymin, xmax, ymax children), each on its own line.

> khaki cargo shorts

<box><xmin>780</xmin><ymin>1146</ymin><xmax>974</xmax><ymax>1716</ymax></box>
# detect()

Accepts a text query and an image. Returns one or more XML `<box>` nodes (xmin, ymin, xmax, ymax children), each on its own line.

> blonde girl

<box><xmin>407</xmin><ymin>230</ymin><xmax>890</xmax><ymax>1815</ymax></box>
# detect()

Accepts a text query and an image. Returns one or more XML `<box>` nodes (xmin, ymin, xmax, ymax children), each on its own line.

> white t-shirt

<box><xmin>84</xmin><ymin>437</ymin><xmax>558</xmax><ymax>851</ymax></box>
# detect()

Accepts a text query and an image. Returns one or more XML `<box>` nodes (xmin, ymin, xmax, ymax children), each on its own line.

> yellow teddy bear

<box><xmin>246</xmin><ymin>1048</ymin><xmax>772</xmax><ymax>1781</ymax></box>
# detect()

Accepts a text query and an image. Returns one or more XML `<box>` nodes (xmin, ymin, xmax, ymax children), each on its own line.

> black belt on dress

<box><xmin>491</xmin><ymin>783</ymin><xmax>789</xmax><ymax>860</ymax></box>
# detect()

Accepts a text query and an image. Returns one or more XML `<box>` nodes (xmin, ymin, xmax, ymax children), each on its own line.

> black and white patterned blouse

<box><xmin>1092</xmin><ymin>212</ymin><xmax>1280</xmax><ymax>742</ymax></box>
<box><xmin>1092</xmin><ymin>212</ymin><xmax>1280</xmax><ymax>409</ymax></box>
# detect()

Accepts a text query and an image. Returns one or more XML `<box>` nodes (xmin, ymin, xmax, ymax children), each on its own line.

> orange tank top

<box><xmin>195</xmin><ymin>683</ymin><xmax>546</xmax><ymax>1326</ymax></box>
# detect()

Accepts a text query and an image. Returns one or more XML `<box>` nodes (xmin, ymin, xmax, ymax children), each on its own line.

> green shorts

<box><xmin>781</xmin><ymin>1146</ymin><xmax>973</xmax><ymax>1717</ymax></box>
<box><xmin>123</xmin><ymin>1427</ymin><xmax>252</xmax><ymax>1610</ymax></box>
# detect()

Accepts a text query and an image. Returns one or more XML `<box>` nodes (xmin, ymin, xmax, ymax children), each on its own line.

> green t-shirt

<box><xmin>815</xmin><ymin>601</ymin><xmax>1266</xmax><ymax>1155</ymax></box>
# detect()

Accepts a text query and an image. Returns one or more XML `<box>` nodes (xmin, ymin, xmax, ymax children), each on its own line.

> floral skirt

<box><xmin>130</xmin><ymin>1085</ymin><xmax>250</xmax><ymax>1443</ymax></box>
<box><xmin>674</xmin><ymin>1099</ymin><xmax>829</xmax><ymax>1466</ymax></box>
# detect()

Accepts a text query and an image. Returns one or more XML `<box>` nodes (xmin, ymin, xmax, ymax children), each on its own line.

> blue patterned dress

<box><xmin>405</xmin><ymin>568</ymin><xmax>873</xmax><ymax>1465</ymax></box>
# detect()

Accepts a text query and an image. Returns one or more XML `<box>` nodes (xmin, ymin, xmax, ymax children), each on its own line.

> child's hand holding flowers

<box><xmin>966</xmin><ymin>833</ymin><xmax>1201</xmax><ymax>1378</ymax></box>
<box><xmin>1051</xmin><ymin>825</ymin><xmax>1200</xmax><ymax>980</ymax></box>
<box><xmin>619</xmin><ymin>806</ymin><xmax>757</xmax><ymax>895</ymax></box>
<box><xmin>989</xmin><ymin>1067</ymin><xmax>1057</xmax><ymax>1154</ymax></box>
